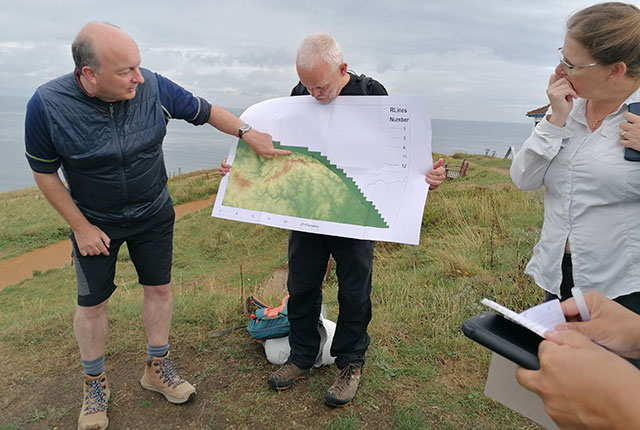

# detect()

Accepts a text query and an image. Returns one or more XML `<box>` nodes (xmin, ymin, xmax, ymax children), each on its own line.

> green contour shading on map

<box><xmin>223</xmin><ymin>140</ymin><xmax>389</xmax><ymax>228</ymax></box>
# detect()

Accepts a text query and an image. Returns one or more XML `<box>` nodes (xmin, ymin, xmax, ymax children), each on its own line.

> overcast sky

<box><xmin>0</xmin><ymin>0</ymin><xmax>607</xmax><ymax>123</ymax></box>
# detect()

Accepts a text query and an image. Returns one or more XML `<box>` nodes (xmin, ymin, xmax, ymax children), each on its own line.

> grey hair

<box><xmin>296</xmin><ymin>33</ymin><xmax>344</xmax><ymax>71</ymax></box>
<box><xmin>71</xmin><ymin>22</ymin><xmax>120</xmax><ymax>72</ymax></box>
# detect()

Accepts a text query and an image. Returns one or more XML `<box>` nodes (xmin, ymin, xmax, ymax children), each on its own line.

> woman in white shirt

<box><xmin>511</xmin><ymin>2</ymin><xmax>640</xmax><ymax>312</ymax></box>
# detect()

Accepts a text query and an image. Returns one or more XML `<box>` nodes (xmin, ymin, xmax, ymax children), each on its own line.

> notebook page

<box><xmin>519</xmin><ymin>300</ymin><xmax>566</xmax><ymax>332</ymax></box>
<box><xmin>480</xmin><ymin>298</ymin><xmax>562</xmax><ymax>337</ymax></box>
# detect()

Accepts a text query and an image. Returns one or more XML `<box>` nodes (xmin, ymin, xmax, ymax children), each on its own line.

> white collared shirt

<box><xmin>511</xmin><ymin>89</ymin><xmax>640</xmax><ymax>298</ymax></box>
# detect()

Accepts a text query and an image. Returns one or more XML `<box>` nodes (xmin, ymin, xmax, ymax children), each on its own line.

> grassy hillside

<box><xmin>0</xmin><ymin>155</ymin><xmax>547</xmax><ymax>430</ymax></box>
<box><xmin>0</xmin><ymin>170</ymin><xmax>219</xmax><ymax>261</ymax></box>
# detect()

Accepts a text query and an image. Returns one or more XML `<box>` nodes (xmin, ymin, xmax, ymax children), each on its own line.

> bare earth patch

<box><xmin>251</xmin><ymin>267</ymin><xmax>289</xmax><ymax>300</ymax></box>
<box><xmin>0</xmin><ymin>332</ymin><xmax>399</xmax><ymax>430</ymax></box>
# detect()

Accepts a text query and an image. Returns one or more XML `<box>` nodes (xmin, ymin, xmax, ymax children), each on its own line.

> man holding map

<box><xmin>258</xmin><ymin>33</ymin><xmax>445</xmax><ymax>406</ymax></box>
<box><xmin>221</xmin><ymin>33</ymin><xmax>444</xmax><ymax>405</ymax></box>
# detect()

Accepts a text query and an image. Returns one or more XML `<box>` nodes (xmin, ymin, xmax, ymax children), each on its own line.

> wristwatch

<box><xmin>238</xmin><ymin>123</ymin><xmax>252</xmax><ymax>138</ymax></box>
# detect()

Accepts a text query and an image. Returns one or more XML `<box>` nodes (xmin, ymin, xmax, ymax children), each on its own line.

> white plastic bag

<box><xmin>263</xmin><ymin>313</ymin><xmax>336</xmax><ymax>367</ymax></box>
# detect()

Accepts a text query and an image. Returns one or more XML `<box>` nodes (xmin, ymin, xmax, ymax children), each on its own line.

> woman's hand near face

<box><xmin>546</xmin><ymin>73</ymin><xmax>577</xmax><ymax>127</ymax></box>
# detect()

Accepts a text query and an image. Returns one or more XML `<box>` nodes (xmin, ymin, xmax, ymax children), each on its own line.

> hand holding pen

<box><xmin>556</xmin><ymin>290</ymin><xmax>640</xmax><ymax>359</ymax></box>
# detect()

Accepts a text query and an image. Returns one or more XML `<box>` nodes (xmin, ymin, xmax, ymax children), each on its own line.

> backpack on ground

<box><xmin>246</xmin><ymin>295</ymin><xmax>290</xmax><ymax>340</ymax></box>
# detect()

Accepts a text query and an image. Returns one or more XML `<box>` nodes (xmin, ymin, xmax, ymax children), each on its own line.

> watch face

<box><xmin>239</xmin><ymin>123</ymin><xmax>252</xmax><ymax>137</ymax></box>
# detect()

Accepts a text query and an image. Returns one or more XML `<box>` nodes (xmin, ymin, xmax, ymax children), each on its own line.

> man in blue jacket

<box><xmin>24</xmin><ymin>21</ymin><xmax>288</xmax><ymax>430</ymax></box>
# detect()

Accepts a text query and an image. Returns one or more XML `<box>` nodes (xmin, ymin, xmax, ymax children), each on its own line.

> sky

<box><xmin>0</xmin><ymin>0</ymin><xmax>612</xmax><ymax>123</ymax></box>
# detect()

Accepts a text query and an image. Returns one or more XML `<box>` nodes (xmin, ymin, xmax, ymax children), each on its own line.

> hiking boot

<box><xmin>267</xmin><ymin>362</ymin><xmax>312</xmax><ymax>390</ymax></box>
<box><xmin>78</xmin><ymin>372</ymin><xmax>110</xmax><ymax>430</ymax></box>
<box><xmin>140</xmin><ymin>353</ymin><xmax>196</xmax><ymax>404</ymax></box>
<box><xmin>325</xmin><ymin>364</ymin><xmax>362</xmax><ymax>407</ymax></box>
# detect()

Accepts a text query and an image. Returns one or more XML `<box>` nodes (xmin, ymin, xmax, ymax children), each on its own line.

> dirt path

<box><xmin>0</xmin><ymin>196</ymin><xmax>215</xmax><ymax>291</ymax></box>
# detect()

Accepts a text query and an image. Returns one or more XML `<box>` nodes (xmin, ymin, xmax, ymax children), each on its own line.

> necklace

<box><xmin>588</xmin><ymin>78</ymin><xmax>640</xmax><ymax>130</ymax></box>
<box><xmin>588</xmin><ymin>101</ymin><xmax>609</xmax><ymax>130</ymax></box>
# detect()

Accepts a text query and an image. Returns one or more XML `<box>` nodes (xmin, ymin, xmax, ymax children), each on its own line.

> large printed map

<box><xmin>212</xmin><ymin>95</ymin><xmax>432</xmax><ymax>245</ymax></box>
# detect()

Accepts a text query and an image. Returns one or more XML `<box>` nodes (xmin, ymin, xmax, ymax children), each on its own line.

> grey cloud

<box><xmin>0</xmin><ymin>0</ymin><xmax>600</xmax><ymax>122</ymax></box>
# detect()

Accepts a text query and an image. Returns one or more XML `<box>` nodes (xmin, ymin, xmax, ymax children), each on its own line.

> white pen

<box><xmin>571</xmin><ymin>287</ymin><xmax>591</xmax><ymax>322</ymax></box>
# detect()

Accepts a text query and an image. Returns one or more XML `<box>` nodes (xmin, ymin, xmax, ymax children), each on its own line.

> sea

<box><xmin>0</xmin><ymin>95</ymin><xmax>533</xmax><ymax>193</ymax></box>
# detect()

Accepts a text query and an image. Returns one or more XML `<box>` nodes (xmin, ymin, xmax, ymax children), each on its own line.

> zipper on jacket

<box><xmin>109</xmin><ymin>103</ymin><xmax>131</xmax><ymax>222</ymax></box>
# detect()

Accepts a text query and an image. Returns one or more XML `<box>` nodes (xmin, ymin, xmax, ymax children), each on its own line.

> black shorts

<box><xmin>72</xmin><ymin>201</ymin><xmax>175</xmax><ymax>307</ymax></box>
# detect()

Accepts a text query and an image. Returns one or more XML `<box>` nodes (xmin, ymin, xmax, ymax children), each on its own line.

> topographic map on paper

<box><xmin>212</xmin><ymin>95</ymin><xmax>433</xmax><ymax>245</ymax></box>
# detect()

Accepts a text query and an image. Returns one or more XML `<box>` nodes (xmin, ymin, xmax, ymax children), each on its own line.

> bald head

<box><xmin>72</xmin><ymin>22</ymin><xmax>144</xmax><ymax>102</ymax></box>
<box><xmin>72</xmin><ymin>22</ymin><xmax>136</xmax><ymax>72</ymax></box>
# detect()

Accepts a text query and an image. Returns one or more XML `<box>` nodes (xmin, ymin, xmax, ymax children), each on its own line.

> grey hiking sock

<box><xmin>82</xmin><ymin>355</ymin><xmax>106</xmax><ymax>377</ymax></box>
<box><xmin>147</xmin><ymin>343</ymin><xmax>170</xmax><ymax>361</ymax></box>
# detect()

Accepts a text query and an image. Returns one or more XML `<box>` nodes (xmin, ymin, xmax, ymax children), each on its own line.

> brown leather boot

<box><xmin>77</xmin><ymin>372</ymin><xmax>110</xmax><ymax>430</ymax></box>
<box><xmin>267</xmin><ymin>362</ymin><xmax>312</xmax><ymax>390</ymax></box>
<box><xmin>140</xmin><ymin>352</ymin><xmax>196</xmax><ymax>404</ymax></box>
<box><xmin>325</xmin><ymin>364</ymin><xmax>362</xmax><ymax>407</ymax></box>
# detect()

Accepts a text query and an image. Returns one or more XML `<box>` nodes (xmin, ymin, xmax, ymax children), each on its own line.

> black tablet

<box><xmin>461</xmin><ymin>312</ymin><xmax>542</xmax><ymax>370</ymax></box>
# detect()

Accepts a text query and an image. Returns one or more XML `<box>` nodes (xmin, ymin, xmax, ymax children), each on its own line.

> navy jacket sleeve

<box><xmin>156</xmin><ymin>73</ymin><xmax>212</xmax><ymax>125</ymax></box>
<box><xmin>24</xmin><ymin>91</ymin><xmax>61</xmax><ymax>173</ymax></box>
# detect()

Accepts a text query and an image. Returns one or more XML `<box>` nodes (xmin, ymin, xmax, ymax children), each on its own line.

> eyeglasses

<box><xmin>557</xmin><ymin>48</ymin><xmax>598</xmax><ymax>74</ymax></box>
